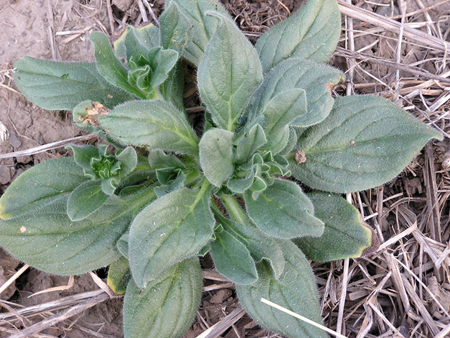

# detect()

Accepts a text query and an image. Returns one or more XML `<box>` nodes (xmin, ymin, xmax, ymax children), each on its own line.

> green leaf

<box><xmin>149</xmin><ymin>49</ymin><xmax>179</xmax><ymax>89</ymax></box>
<box><xmin>160</xmin><ymin>62</ymin><xmax>185</xmax><ymax>111</ymax></box>
<box><xmin>100</xmin><ymin>100</ymin><xmax>199</xmax><ymax>155</ymax></box>
<box><xmin>244</xmin><ymin>179</ymin><xmax>324</xmax><ymax>239</ymax></box>
<box><xmin>67</xmin><ymin>179</ymin><xmax>109</xmax><ymax>221</ymax></box>
<box><xmin>199</xmin><ymin>128</ymin><xmax>234</xmax><ymax>187</ymax></box>
<box><xmin>216</xmin><ymin>208</ymin><xmax>285</xmax><ymax>279</ymax></box>
<box><xmin>245</xmin><ymin>59</ymin><xmax>344</xmax><ymax>130</ymax></box>
<box><xmin>107</xmin><ymin>256</ymin><xmax>131</xmax><ymax>295</ymax></box>
<box><xmin>114</xmin><ymin>24</ymin><xmax>160</xmax><ymax>60</ymax></box>
<box><xmin>165</xmin><ymin>0</ymin><xmax>231</xmax><ymax>66</ymax></box>
<box><xmin>236</xmin><ymin>240</ymin><xmax>326</xmax><ymax>338</ymax></box>
<box><xmin>235</xmin><ymin>124</ymin><xmax>267</xmax><ymax>164</ymax></box>
<box><xmin>159</xmin><ymin>2</ymin><xmax>191</xmax><ymax>55</ymax></box>
<box><xmin>256</xmin><ymin>0</ymin><xmax>341</xmax><ymax>72</ymax></box>
<box><xmin>129</xmin><ymin>182</ymin><xmax>214</xmax><ymax>287</ymax></box>
<box><xmin>257</xmin><ymin>88</ymin><xmax>307</xmax><ymax>155</ymax></box>
<box><xmin>0</xmin><ymin>158</ymin><xmax>88</xmax><ymax>220</ymax></box>
<box><xmin>0</xmin><ymin>185</ymin><xmax>157</xmax><ymax>275</ymax></box>
<box><xmin>14</xmin><ymin>57</ymin><xmax>134</xmax><ymax>110</ymax></box>
<box><xmin>90</xmin><ymin>32</ymin><xmax>143</xmax><ymax>98</ymax></box>
<box><xmin>289</xmin><ymin>95</ymin><xmax>443</xmax><ymax>193</ymax></box>
<box><xmin>294</xmin><ymin>193</ymin><xmax>372</xmax><ymax>261</ymax></box>
<box><xmin>198</xmin><ymin>13</ymin><xmax>263</xmax><ymax>131</ymax></box>
<box><xmin>124</xmin><ymin>257</ymin><xmax>202</xmax><ymax>338</ymax></box>
<box><xmin>210</xmin><ymin>229</ymin><xmax>258</xmax><ymax>285</ymax></box>
<box><xmin>148</xmin><ymin>150</ymin><xmax>185</xmax><ymax>169</ymax></box>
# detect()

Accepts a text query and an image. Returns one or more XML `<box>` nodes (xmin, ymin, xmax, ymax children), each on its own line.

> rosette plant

<box><xmin>0</xmin><ymin>0</ymin><xmax>442</xmax><ymax>337</ymax></box>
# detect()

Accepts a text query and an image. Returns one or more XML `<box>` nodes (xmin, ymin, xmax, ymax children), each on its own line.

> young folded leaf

<box><xmin>289</xmin><ymin>95</ymin><xmax>443</xmax><ymax>193</ymax></box>
<box><xmin>256</xmin><ymin>0</ymin><xmax>341</xmax><ymax>72</ymax></box>
<box><xmin>294</xmin><ymin>192</ymin><xmax>373</xmax><ymax>261</ymax></box>
<box><xmin>90</xmin><ymin>32</ymin><xmax>144</xmax><ymax>98</ymax></box>
<box><xmin>124</xmin><ymin>257</ymin><xmax>202</xmax><ymax>338</ymax></box>
<box><xmin>236</xmin><ymin>240</ymin><xmax>327</xmax><ymax>338</ymax></box>
<box><xmin>244</xmin><ymin>178</ymin><xmax>324</xmax><ymax>239</ymax></box>
<box><xmin>198</xmin><ymin>12</ymin><xmax>263</xmax><ymax>131</ymax></box>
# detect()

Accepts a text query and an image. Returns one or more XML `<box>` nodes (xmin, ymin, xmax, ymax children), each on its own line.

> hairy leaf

<box><xmin>199</xmin><ymin>128</ymin><xmax>234</xmax><ymax>187</ymax></box>
<box><xmin>235</xmin><ymin>124</ymin><xmax>267</xmax><ymax>164</ymax></box>
<box><xmin>124</xmin><ymin>257</ymin><xmax>202</xmax><ymax>338</ymax></box>
<box><xmin>114</xmin><ymin>24</ymin><xmax>159</xmax><ymax>60</ymax></box>
<box><xmin>14</xmin><ymin>57</ymin><xmax>134</xmax><ymax>110</ymax></box>
<box><xmin>67</xmin><ymin>180</ymin><xmax>109</xmax><ymax>221</ymax></box>
<box><xmin>236</xmin><ymin>240</ymin><xmax>326</xmax><ymax>338</ymax></box>
<box><xmin>244</xmin><ymin>179</ymin><xmax>324</xmax><ymax>239</ymax></box>
<box><xmin>294</xmin><ymin>193</ymin><xmax>372</xmax><ymax>261</ymax></box>
<box><xmin>256</xmin><ymin>0</ymin><xmax>341</xmax><ymax>72</ymax></box>
<box><xmin>129</xmin><ymin>183</ymin><xmax>214</xmax><ymax>287</ymax></box>
<box><xmin>0</xmin><ymin>186</ymin><xmax>157</xmax><ymax>275</ymax></box>
<box><xmin>257</xmin><ymin>88</ymin><xmax>307</xmax><ymax>155</ymax></box>
<box><xmin>289</xmin><ymin>95</ymin><xmax>443</xmax><ymax>193</ymax></box>
<box><xmin>0</xmin><ymin>158</ymin><xmax>88</xmax><ymax>220</ymax></box>
<box><xmin>100</xmin><ymin>100</ymin><xmax>199</xmax><ymax>155</ymax></box>
<box><xmin>245</xmin><ymin>58</ymin><xmax>343</xmax><ymax>130</ymax></box>
<box><xmin>90</xmin><ymin>32</ymin><xmax>143</xmax><ymax>98</ymax></box>
<box><xmin>165</xmin><ymin>0</ymin><xmax>231</xmax><ymax>65</ymax></box>
<box><xmin>160</xmin><ymin>2</ymin><xmax>191</xmax><ymax>55</ymax></box>
<box><xmin>198</xmin><ymin>13</ymin><xmax>263</xmax><ymax>131</ymax></box>
<box><xmin>210</xmin><ymin>229</ymin><xmax>258</xmax><ymax>285</ymax></box>
<box><xmin>217</xmin><ymin>212</ymin><xmax>285</xmax><ymax>279</ymax></box>
<box><xmin>107</xmin><ymin>256</ymin><xmax>131</xmax><ymax>295</ymax></box>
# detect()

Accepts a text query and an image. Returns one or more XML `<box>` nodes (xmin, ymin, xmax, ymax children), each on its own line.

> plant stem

<box><xmin>220</xmin><ymin>194</ymin><xmax>248</xmax><ymax>225</ymax></box>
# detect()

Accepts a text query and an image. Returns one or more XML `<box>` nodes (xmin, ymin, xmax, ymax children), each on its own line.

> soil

<box><xmin>0</xmin><ymin>0</ymin><xmax>450</xmax><ymax>337</ymax></box>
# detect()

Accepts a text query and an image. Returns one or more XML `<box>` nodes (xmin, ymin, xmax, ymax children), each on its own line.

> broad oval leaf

<box><xmin>159</xmin><ymin>2</ymin><xmax>191</xmax><ymax>55</ymax></box>
<box><xmin>0</xmin><ymin>157</ymin><xmax>88</xmax><ymax>220</ymax></box>
<box><xmin>0</xmin><ymin>186</ymin><xmax>157</xmax><ymax>275</ymax></box>
<box><xmin>129</xmin><ymin>183</ymin><xmax>214</xmax><ymax>288</ymax></box>
<box><xmin>165</xmin><ymin>0</ymin><xmax>231</xmax><ymax>66</ymax></box>
<box><xmin>236</xmin><ymin>240</ymin><xmax>327</xmax><ymax>338</ymax></box>
<box><xmin>67</xmin><ymin>180</ymin><xmax>109</xmax><ymax>221</ymax></box>
<box><xmin>100</xmin><ymin>100</ymin><xmax>199</xmax><ymax>155</ymax></box>
<box><xmin>14</xmin><ymin>57</ymin><xmax>134</xmax><ymax>110</ymax></box>
<box><xmin>256</xmin><ymin>0</ymin><xmax>341</xmax><ymax>72</ymax></box>
<box><xmin>199</xmin><ymin>128</ymin><xmax>234</xmax><ymax>187</ymax></box>
<box><xmin>210</xmin><ymin>229</ymin><xmax>258</xmax><ymax>285</ymax></box>
<box><xmin>289</xmin><ymin>95</ymin><xmax>443</xmax><ymax>193</ymax></box>
<box><xmin>295</xmin><ymin>193</ymin><xmax>373</xmax><ymax>261</ymax></box>
<box><xmin>244</xmin><ymin>178</ymin><xmax>324</xmax><ymax>239</ymax></box>
<box><xmin>245</xmin><ymin>58</ymin><xmax>344</xmax><ymax>130</ymax></box>
<box><xmin>198</xmin><ymin>13</ymin><xmax>263</xmax><ymax>131</ymax></box>
<box><xmin>124</xmin><ymin>257</ymin><xmax>202</xmax><ymax>338</ymax></box>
